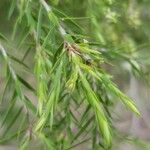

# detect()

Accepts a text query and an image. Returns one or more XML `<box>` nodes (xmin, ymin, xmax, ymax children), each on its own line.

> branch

<box><xmin>40</xmin><ymin>0</ymin><xmax>67</xmax><ymax>36</ymax></box>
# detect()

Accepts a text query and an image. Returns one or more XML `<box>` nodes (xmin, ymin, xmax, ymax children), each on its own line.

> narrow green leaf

<box><xmin>66</xmin><ymin>138</ymin><xmax>91</xmax><ymax>150</ymax></box>
<box><xmin>39</xmin><ymin>133</ymin><xmax>56</xmax><ymax>150</ymax></box>
<box><xmin>17</xmin><ymin>75</ymin><xmax>35</xmax><ymax>92</ymax></box>
<box><xmin>3</xmin><ymin>107</ymin><xmax>23</xmax><ymax>136</ymax></box>
<box><xmin>24</xmin><ymin>96</ymin><xmax>37</xmax><ymax>114</ymax></box>
<box><xmin>37</xmin><ymin>6</ymin><xmax>43</xmax><ymax>43</ymax></box>
<box><xmin>72</xmin><ymin>116</ymin><xmax>93</xmax><ymax>142</ymax></box>
<box><xmin>0</xmin><ymin>32</ymin><xmax>8</xmax><ymax>41</ymax></box>
<box><xmin>1</xmin><ymin>92</ymin><xmax>17</xmax><ymax>127</ymax></box>
<box><xmin>9</xmin><ymin>54</ymin><xmax>29</xmax><ymax>69</ymax></box>
<box><xmin>8</xmin><ymin>0</ymin><xmax>17</xmax><ymax>19</ymax></box>
<box><xmin>0</xmin><ymin>129</ymin><xmax>25</xmax><ymax>144</ymax></box>
<box><xmin>0</xmin><ymin>76</ymin><xmax>11</xmax><ymax>104</ymax></box>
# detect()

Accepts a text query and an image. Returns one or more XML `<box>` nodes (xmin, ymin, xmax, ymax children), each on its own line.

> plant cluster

<box><xmin>0</xmin><ymin>0</ymin><xmax>149</xmax><ymax>149</ymax></box>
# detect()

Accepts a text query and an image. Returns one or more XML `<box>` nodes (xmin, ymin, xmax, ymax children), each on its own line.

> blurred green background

<box><xmin>0</xmin><ymin>0</ymin><xmax>150</xmax><ymax>149</ymax></box>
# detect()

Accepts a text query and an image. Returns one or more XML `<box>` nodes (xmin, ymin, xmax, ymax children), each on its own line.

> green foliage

<box><xmin>0</xmin><ymin>0</ymin><xmax>149</xmax><ymax>149</ymax></box>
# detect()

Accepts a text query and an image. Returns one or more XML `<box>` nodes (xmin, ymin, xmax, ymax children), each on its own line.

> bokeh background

<box><xmin>0</xmin><ymin>0</ymin><xmax>150</xmax><ymax>149</ymax></box>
